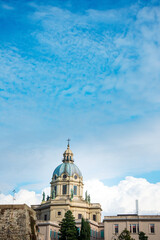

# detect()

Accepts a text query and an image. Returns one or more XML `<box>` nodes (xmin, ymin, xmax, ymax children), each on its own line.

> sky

<box><xmin>0</xmin><ymin>0</ymin><xmax>160</xmax><ymax>216</ymax></box>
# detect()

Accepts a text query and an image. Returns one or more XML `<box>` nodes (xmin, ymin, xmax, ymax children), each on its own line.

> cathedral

<box><xmin>32</xmin><ymin>142</ymin><xmax>104</xmax><ymax>240</ymax></box>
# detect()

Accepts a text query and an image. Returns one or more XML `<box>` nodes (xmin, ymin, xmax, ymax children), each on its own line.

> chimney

<box><xmin>136</xmin><ymin>200</ymin><xmax>139</xmax><ymax>215</ymax></box>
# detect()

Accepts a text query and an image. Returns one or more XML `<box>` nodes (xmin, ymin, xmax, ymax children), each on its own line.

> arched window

<box><xmin>74</xmin><ymin>186</ymin><xmax>77</xmax><ymax>195</ymax></box>
<box><xmin>54</xmin><ymin>186</ymin><xmax>57</xmax><ymax>196</ymax></box>
<box><xmin>63</xmin><ymin>185</ymin><xmax>67</xmax><ymax>195</ymax></box>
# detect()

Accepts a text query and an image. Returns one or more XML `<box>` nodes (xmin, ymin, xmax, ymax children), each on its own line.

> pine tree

<box><xmin>139</xmin><ymin>231</ymin><xmax>148</xmax><ymax>240</ymax></box>
<box><xmin>118</xmin><ymin>229</ymin><xmax>135</xmax><ymax>240</ymax></box>
<box><xmin>59</xmin><ymin>210</ymin><xmax>79</xmax><ymax>240</ymax></box>
<box><xmin>79</xmin><ymin>218</ymin><xmax>90</xmax><ymax>240</ymax></box>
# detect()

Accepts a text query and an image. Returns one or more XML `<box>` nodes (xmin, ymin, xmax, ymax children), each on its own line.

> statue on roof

<box><xmin>85</xmin><ymin>191</ymin><xmax>88</xmax><ymax>201</ymax></box>
<box><xmin>52</xmin><ymin>190</ymin><xmax>55</xmax><ymax>200</ymax></box>
<box><xmin>47</xmin><ymin>195</ymin><xmax>50</xmax><ymax>201</ymax></box>
<box><xmin>71</xmin><ymin>188</ymin><xmax>73</xmax><ymax>201</ymax></box>
<box><xmin>88</xmin><ymin>194</ymin><xmax>90</xmax><ymax>204</ymax></box>
<box><xmin>42</xmin><ymin>192</ymin><xmax>45</xmax><ymax>201</ymax></box>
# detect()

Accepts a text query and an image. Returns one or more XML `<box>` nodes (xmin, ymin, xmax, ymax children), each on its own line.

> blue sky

<box><xmin>1</xmin><ymin>0</ymin><xmax>160</xmax><ymax>199</ymax></box>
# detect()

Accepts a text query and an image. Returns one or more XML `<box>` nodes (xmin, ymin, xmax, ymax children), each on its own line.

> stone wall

<box><xmin>0</xmin><ymin>204</ymin><xmax>37</xmax><ymax>240</ymax></box>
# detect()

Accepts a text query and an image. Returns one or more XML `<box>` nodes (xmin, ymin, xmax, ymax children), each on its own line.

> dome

<box><xmin>53</xmin><ymin>162</ymin><xmax>82</xmax><ymax>177</ymax></box>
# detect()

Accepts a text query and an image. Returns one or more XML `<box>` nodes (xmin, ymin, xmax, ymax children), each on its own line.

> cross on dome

<box><xmin>67</xmin><ymin>138</ymin><xmax>70</xmax><ymax>148</ymax></box>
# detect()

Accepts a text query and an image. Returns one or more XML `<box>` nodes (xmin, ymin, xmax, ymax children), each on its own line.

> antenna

<box><xmin>136</xmin><ymin>199</ymin><xmax>139</xmax><ymax>215</ymax></box>
<box><xmin>12</xmin><ymin>189</ymin><xmax>16</xmax><ymax>203</ymax></box>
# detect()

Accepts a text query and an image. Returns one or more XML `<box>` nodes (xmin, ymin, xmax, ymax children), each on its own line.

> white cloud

<box><xmin>1</xmin><ymin>178</ymin><xmax>160</xmax><ymax>219</ymax></box>
<box><xmin>84</xmin><ymin>177</ymin><xmax>160</xmax><ymax>217</ymax></box>
<box><xmin>0</xmin><ymin>189</ymin><xmax>41</xmax><ymax>206</ymax></box>
<box><xmin>0</xmin><ymin>187</ymin><xmax>50</xmax><ymax>206</ymax></box>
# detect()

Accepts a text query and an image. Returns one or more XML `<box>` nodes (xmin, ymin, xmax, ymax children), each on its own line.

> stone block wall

<box><xmin>0</xmin><ymin>204</ymin><xmax>37</xmax><ymax>240</ymax></box>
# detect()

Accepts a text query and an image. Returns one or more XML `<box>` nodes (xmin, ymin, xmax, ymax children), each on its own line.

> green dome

<box><xmin>53</xmin><ymin>162</ymin><xmax>82</xmax><ymax>177</ymax></box>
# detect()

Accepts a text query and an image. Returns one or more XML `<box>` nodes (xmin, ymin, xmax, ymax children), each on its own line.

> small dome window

<box><xmin>54</xmin><ymin>175</ymin><xmax>57</xmax><ymax>180</ymax></box>
<box><xmin>74</xmin><ymin>175</ymin><xmax>77</xmax><ymax>179</ymax></box>
<box><xmin>63</xmin><ymin>174</ymin><xmax>67</xmax><ymax>179</ymax></box>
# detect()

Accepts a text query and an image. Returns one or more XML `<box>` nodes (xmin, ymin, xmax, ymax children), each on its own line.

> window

<box><xmin>50</xmin><ymin>230</ymin><xmax>52</xmax><ymax>238</ymax></box>
<box><xmin>133</xmin><ymin>224</ymin><xmax>136</xmax><ymax>233</ymax></box>
<box><xmin>101</xmin><ymin>230</ymin><xmax>104</xmax><ymax>238</ymax></box>
<box><xmin>150</xmin><ymin>224</ymin><xmax>155</xmax><ymax>233</ymax></box>
<box><xmin>44</xmin><ymin>214</ymin><xmax>47</xmax><ymax>221</ymax></box>
<box><xmin>114</xmin><ymin>224</ymin><xmax>118</xmax><ymax>234</ymax></box>
<box><xmin>130</xmin><ymin>224</ymin><xmax>139</xmax><ymax>233</ymax></box>
<box><xmin>63</xmin><ymin>185</ymin><xmax>67</xmax><ymax>194</ymax></box>
<box><xmin>74</xmin><ymin>175</ymin><xmax>77</xmax><ymax>179</ymax></box>
<box><xmin>58</xmin><ymin>211</ymin><xmax>61</xmax><ymax>216</ymax></box>
<box><xmin>93</xmin><ymin>214</ymin><xmax>96</xmax><ymax>221</ymax></box>
<box><xmin>63</xmin><ymin>174</ymin><xmax>67</xmax><ymax>179</ymax></box>
<box><xmin>74</xmin><ymin>186</ymin><xmax>77</xmax><ymax>195</ymax></box>
<box><xmin>78</xmin><ymin>214</ymin><xmax>82</xmax><ymax>219</ymax></box>
<box><xmin>54</xmin><ymin>175</ymin><xmax>57</xmax><ymax>180</ymax></box>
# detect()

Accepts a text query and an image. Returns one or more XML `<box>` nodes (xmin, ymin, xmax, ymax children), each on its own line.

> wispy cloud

<box><xmin>0</xmin><ymin>1</ymin><xmax>160</xmax><ymax>194</ymax></box>
<box><xmin>1</xmin><ymin>4</ymin><xmax>14</xmax><ymax>10</ymax></box>
<box><xmin>1</xmin><ymin>3</ymin><xmax>160</xmax><ymax>123</ymax></box>
<box><xmin>29</xmin><ymin>3</ymin><xmax>160</xmax><ymax>113</ymax></box>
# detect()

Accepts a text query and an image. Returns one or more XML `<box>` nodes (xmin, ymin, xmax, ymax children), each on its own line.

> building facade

<box><xmin>104</xmin><ymin>214</ymin><xmax>160</xmax><ymax>240</ymax></box>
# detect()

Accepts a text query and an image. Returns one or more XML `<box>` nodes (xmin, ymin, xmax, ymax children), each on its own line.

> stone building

<box><xmin>0</xmin><ymin>204</ymin><xmax>37</xmax><ymax>240</ymax></box>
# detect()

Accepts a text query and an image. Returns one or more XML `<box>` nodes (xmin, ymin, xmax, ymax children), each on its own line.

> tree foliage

<box><xmin>139</xmin><ymin>231</ymin><xmax>148</xmax><ymax>240</ymax></box>
<box><xmin>59</xmin><ymin>210</ymin><xmax>79</xmax><ymax>240</ymax></box>
<box><xmin>118</xmin><ymin>229</ymin><xmax>135</xmax><ymax>240</ymax></box>
<box><xmin>79</xmin><ymin>217</ymin><xmax>90</xmax><ymax>240</ymax></box>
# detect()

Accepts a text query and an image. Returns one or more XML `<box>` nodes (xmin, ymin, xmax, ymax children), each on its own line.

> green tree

<box><xmin>79</xmin><ymin>218</ymin><xmax>90</xmax><ymax>240</ymax></box>
<box><xmin>59</xmin><ymin>210</ymin><xmax>79</xmax><ymax>240</ymax></box>
<box><xmin>118</xmin><ymin>229</ymin><xmax>135</xmax><ymax>240</ymax></box>
<box><xmin>139</xmin><ymin>231</ymin><xmax>148</xmax><ymax>240</ymax></box>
